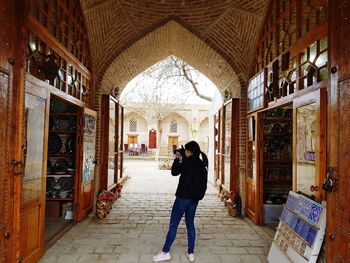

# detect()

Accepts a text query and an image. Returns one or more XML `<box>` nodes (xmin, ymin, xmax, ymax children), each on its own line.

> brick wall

<box><xmin>80</xmin><ymin>0</ymin><xmax>269</xmax><ymax>91</ymax></box>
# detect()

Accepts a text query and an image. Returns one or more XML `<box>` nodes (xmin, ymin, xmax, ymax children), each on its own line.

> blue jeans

<box><xmin>162</xmin><ymin>198</ymin><xmax>199</xmax><ymax>254</ymax></box>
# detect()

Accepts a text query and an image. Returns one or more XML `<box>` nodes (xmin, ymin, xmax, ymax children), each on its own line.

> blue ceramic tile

<box><xmin>289</xmin><ymin>214</ymin><xmax>298</xmax><ymax>230</ymax></box>
<box><xmin>309</xmin><ymin>203</ymin><xmax>323</xmax><ymax>224</ymax></box>
<box><xmin>306</xmin><ymin>231</ymin><xmax>316</xmax><ymax>245</ymax></box>
<box><xmin>295</xmin><ymin>220</ymin><xmax>304</xmax><ymax>236</ymax></box>
<box><xmin>293</xmin><ymin>218</ymin><xmax>300</xmax><ymax>232</ymax></box>
<box><xmin>301</xmin><ymin>223</ymin><xmax>310</xmax><ymax>240</ymax></box>
<box><xmin>309</xmin><ymin>227</ymin><xmax>317</xmax><ymax>236</ymax></box>
<box><xmin>286</xmin><ymin>194</ymin><xmax>298</xmax><ymax>210</ymax></box>
<box><xmin>285</xmin><ymin>210</ymin><xmax>294</xmax><ymax>225</ymax></box>
<box><xmin>281</xmin><ymin>208</ymin><xmax>288</xmax><ymax>221</ymax></box>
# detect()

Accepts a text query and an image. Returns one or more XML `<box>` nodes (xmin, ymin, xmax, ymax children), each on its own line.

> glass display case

<box><xmin>295</xmin><ymin>103</ymin><xmax>317</xmax><ymax>196</ymax></box>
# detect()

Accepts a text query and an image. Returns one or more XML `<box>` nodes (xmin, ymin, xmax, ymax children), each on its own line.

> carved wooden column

<box><xmin>327</xmin><ymin>0</ymin><xmax>350</xmax><ymax>261</ymax></box>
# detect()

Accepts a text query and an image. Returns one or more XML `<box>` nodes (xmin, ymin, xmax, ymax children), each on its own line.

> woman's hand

<box><xmin>175</xmin><ymin>152</ymin><xmax>182</xmax><ymax>160</ymax></box>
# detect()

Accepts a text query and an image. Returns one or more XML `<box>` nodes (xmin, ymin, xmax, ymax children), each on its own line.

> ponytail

<box><xmin>200</xmin><ymin>151</ymin><xmax>208</xmax><ymax>168</ymax></box>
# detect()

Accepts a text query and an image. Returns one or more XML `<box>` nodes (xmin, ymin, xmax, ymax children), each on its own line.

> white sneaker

<box><xmin>186</xmin><ymin>253</ymin><xmax>195</xmax><ymax>262</ymax></box>
<box><xmin>153</xmin><ymin>251</ymin><xmax>171</xmax><ymax>262</ymax></box>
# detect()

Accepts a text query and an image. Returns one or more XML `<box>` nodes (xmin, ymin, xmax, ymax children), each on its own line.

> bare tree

<box><xmin>120</xmin><ymin>55</ymin><xmax>212</xmax><ymax>158</ymax></box>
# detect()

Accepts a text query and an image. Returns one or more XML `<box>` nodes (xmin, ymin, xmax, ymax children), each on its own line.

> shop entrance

<box><xmin>260</xmin><ymin>106</ymin><xmax>293</xmax><ymax>228</ymax></box>
<box><xmin>247</xmin><ymin>88</ymin><xmax>327</xmax><ymax>228</ymax></box>
<box><xmin>20</xmin><ymin>91</ymin><xmax>98</xmax><ymax>262</ymax></box>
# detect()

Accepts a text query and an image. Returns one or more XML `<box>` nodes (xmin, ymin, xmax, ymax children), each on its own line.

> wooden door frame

<box><xmin>76</xmin><ymin>107</ymin><xmax>97</xmax><ymax>222</ymax></box>
<box><xmin>20</xmin><ymin>77</ymin><xmax>50</xmax><ymax>263</ymax></box>
<box><xmin>246</xmin><ymin>112</ymin><xmax>261</xmax><ymax>224</ymax></box>
<box><xmin>292</xmin><ymin>88</ymin><xmax>327</xmax><ymax>200</ymax></box>
<box><xmin>117</xmin><ymin>105</ymin><xmax>124</xmax><ymax>179</ymax></box>
<box><xmin>221</xmin><ymin>99</ymin><xmax>240</xmax><ymax>193</ymax></box>
<box><xmin>11</xmin><ymin>1</ymin><xmax>30</xmax><ymax>262</ymax></box>
<box><xmin>327</xmin><ymin>1</ymin><xmax>350</xmax><ymax>261</ymax></box>
<box><xmin>219</xmin><ymin>108</ymin><xmax>225</xmax><ymax>186</ymax></box>
<box><xmin>100</xmin><ymin>95</ymin><xmax>118</xmax><ymax>190</ymax></box>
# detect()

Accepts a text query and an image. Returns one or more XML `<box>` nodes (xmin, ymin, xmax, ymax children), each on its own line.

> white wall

<box><xmin>198</xmin><ymin>118</ymin><xmax>209</xmax><ymax>154</ymax></box>
<box><xmin>160</xmin><ymin>114</ymin><xmax>189</xmax><ymax>155</ymax></box>
<box><xmin>124</xmin><ymin>112</ymin><xmax>149</xmax><ymax>146</ymax></box>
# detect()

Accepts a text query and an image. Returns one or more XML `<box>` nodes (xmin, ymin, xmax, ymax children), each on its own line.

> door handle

<box><xmin>4</xmin><ymin>231</ymin><xmax>10</xmax><ymax>239</ymax></box>
<box><xmin>310</xmin><ymin>185</ymin><xmax>319</xmax><ymax>192</ymax></box>
<box><xmin>11</xmin><ymin>159</ymin><xmax>24</xmax><ymax>176</ymax></box>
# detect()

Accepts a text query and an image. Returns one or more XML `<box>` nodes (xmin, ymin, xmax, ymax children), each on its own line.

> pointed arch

<box><xmin>100</xmin><ymin>20</ymin><xmax>242</xmax><ymax>97</ymax></box>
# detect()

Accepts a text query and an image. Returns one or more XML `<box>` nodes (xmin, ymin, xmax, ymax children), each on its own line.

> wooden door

<box><xmin>246</xmin><ymin>113</ymin><xmax>261</xmax><ymax>224</ymax></box>
<box><xmin>168</xmin><ymin>136</ymin><xmax>178</xmax><ymax>151</ymax></box>
<box><xmin>0</xmin><ymin>1</ymin><xmax>25</xmax><ymax>262</ymax></box>
<box><xmin>149</xmin><ymin>130</ymin><xmax>157</xmax><ymax>149</ymax></box>
<box><xmin>327</xmin><ymin>1</ymin><xmax>350</xmax><ymax>261</ymax></box>
<box><xmin>293</xmin><ymin>88</ymin><xmax>327</xmax><ymax>200</ymax></box>
<box><xmin>20</xmin><ymin>86</ymin><xmax>49</xmax><ymax>263</ymax></box>
<box><xmin>100</xmin><ymin>95</ymin><xmax>117</xmax><ymax>190</ymax></box>
<box><xmin>128</xmin><ymin>135</ymin><xmax>138</xmax><ymax>144</ymax></box>
<box><xmin>214</xmin><ymin>113</ymin><xmax>220</xmax><ymax>181</ymax></box>
<box><xmin>222</xmin><ymin>99</ymin><xmax>239</xmax><ymax>193</ymax></box>
<box><xmin>116</xmin><ymin>104</ymin><xmax>124</xmax><ymax>180</ymax></box>
<box><xmin>0</xmin><ymin>62</ymin><xmax>14</xmax><ymax>263</ymax></box>
<box><xmin>76</xmin><ymin>108</ymin><xmax>97</xmax><ymax>222</ymax></box>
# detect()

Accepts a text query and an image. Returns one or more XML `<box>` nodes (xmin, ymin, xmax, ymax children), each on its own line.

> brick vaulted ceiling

<box><xmin>80</xmin><ymin>0</ymin><xmax>270</xmax><ymax>94</ymax></box>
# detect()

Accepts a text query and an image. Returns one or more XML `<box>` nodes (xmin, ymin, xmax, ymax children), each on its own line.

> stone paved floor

<box><xmin>40</xmin><ymin>160</ymin><xmax>273</xmax><ymax>263</ymax></box>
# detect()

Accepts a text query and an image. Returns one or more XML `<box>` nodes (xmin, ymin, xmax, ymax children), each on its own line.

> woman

<box><xmin>153</xmin><ymin>141</ymin><xmax>208</xmax><ymax>262</ymax></box>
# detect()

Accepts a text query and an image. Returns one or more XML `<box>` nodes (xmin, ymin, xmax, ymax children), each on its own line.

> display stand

<box><xmin>268</xmin><ymin>191</ymin><xmax>326</xmax><ymax>263</ymax></box>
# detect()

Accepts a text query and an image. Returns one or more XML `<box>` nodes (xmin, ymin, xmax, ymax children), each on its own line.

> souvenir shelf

<box><xmin>268</xmin><ymin>191</ymin><xmax>326</xmax><ymax>263</ymax></box>
<box><xmin>263</xmin><ymin>108</ymin><xmax>293</xmax><ymax>225</ymax></box>
<box><xmin>46</xmin><ymin>97</ymin><xmax>77</xmax><ymax>219</ymax></box>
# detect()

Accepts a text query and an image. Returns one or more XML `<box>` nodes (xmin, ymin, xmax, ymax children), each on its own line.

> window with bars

<box><xmin>170</xmin><ymin>121</ymin><xmax>177</xmax><ymax>133</ymax></box>
<box><xmin>129</xmin><ymin>118</ymin><xmax>137</xmax><ymax>132</ymax></box>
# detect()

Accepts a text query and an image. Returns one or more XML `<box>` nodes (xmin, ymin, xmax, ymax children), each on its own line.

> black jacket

<box><xmin>171</xmin><ymin>155</ymin><xmax>208</xmax><ymax>201</ymax></box>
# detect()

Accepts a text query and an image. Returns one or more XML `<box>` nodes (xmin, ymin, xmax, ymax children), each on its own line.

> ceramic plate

<box><xmin>46</xmin><ymin>177</ymin><xmax>55</xmax><ymax>192</ymax></box>
<box><xmin>54</xmin><ymin>118</ymin><xmax>71</xmax><ymax>131</ymax></box>
<box><xmin>48</xmin><ymin>134</ymin><xmax>62</xmax><ymax>154</ymax></box>
<box><xmin>275</xmin><ymin>108</ymin><xmax>285</xmax><ymax>118</ymax></box>
<box><xmin>285</xmin><ymin>109</ymin><xmax>293</xmax><ymax>118</ymax></box>
<box><xmin>272</xmin><ymin>124</ymin><xmax>283</xmax><ymax>133</ymax></box>
<box><xmin>66</xmin><ymin>136</ymin><xmax>76</xmax><ymax>153</ymax></box>
<box><xmin>51</xmin><ymin>98</ymin><xmax>68</xmax><ymax>113</ymax></box>
<box><xmin>264</xmin><ymin>124</ymin><xmax>273</xmax><ymax>133</ymax></box>
<box><xmin>59</xmin><ymin>177</ymin><xmax>73</xmax><ymax>190</ymax></box>
<box><xmin>55</xmin><ymin>158</ymin><xmax>69</xmax><ymax>172</ymax></box>
<box><xmin>283</xmin><ymin>124</ymin><xmax>292</xmax><ymax>133</ymax></box>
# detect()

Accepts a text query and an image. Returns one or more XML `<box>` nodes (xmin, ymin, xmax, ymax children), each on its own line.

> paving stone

<box><xmin>78</xmin><ymin>254</ymin><xmax>100</xmax><ymax>262</ymax></box>
<box><xmin>39</xmin><ymin>160</ymin><xmax>272</xmax><ymax>263</ymax></box>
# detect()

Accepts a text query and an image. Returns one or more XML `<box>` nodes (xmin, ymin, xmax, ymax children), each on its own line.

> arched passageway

<box><xmin>39</xmin><ymin>160</ymin><xmax>272</xmax><ymax>263</ymax></box>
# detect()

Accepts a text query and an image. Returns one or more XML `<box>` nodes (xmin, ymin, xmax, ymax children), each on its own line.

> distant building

<box><xmin>122</xmin><ymin>102</ymin><xmax>210</xmax><ymax>156</ymax></box>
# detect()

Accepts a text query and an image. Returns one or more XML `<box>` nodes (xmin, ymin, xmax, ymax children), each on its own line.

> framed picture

<box><xmin>248</xmin><ymin>116</ymin><xmax>255</xmax><ymax>141</ymax></box>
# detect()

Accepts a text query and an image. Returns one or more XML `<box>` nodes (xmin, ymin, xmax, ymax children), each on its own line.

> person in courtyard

<box><xmin>153</xmin><ymin>141</ymin><xmax>208</xmax><ymax>262</ymax></box>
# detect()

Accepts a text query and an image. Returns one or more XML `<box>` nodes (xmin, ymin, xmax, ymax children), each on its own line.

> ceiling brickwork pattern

<box><xmin>100</xmin><ymin>21</ymin><xmax>240</xmax><ymax>96</ymax></box>
<box><xmin>80</xmin><ymin>0</ymin><xmax>270</xmax><ymax>94</ymax></box>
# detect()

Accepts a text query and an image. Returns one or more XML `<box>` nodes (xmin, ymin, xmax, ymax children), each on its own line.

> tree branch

<box><xmin>170</xmin><ymin>56</ymin><xmax>212</xmax><ymax>102</ymax></box>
